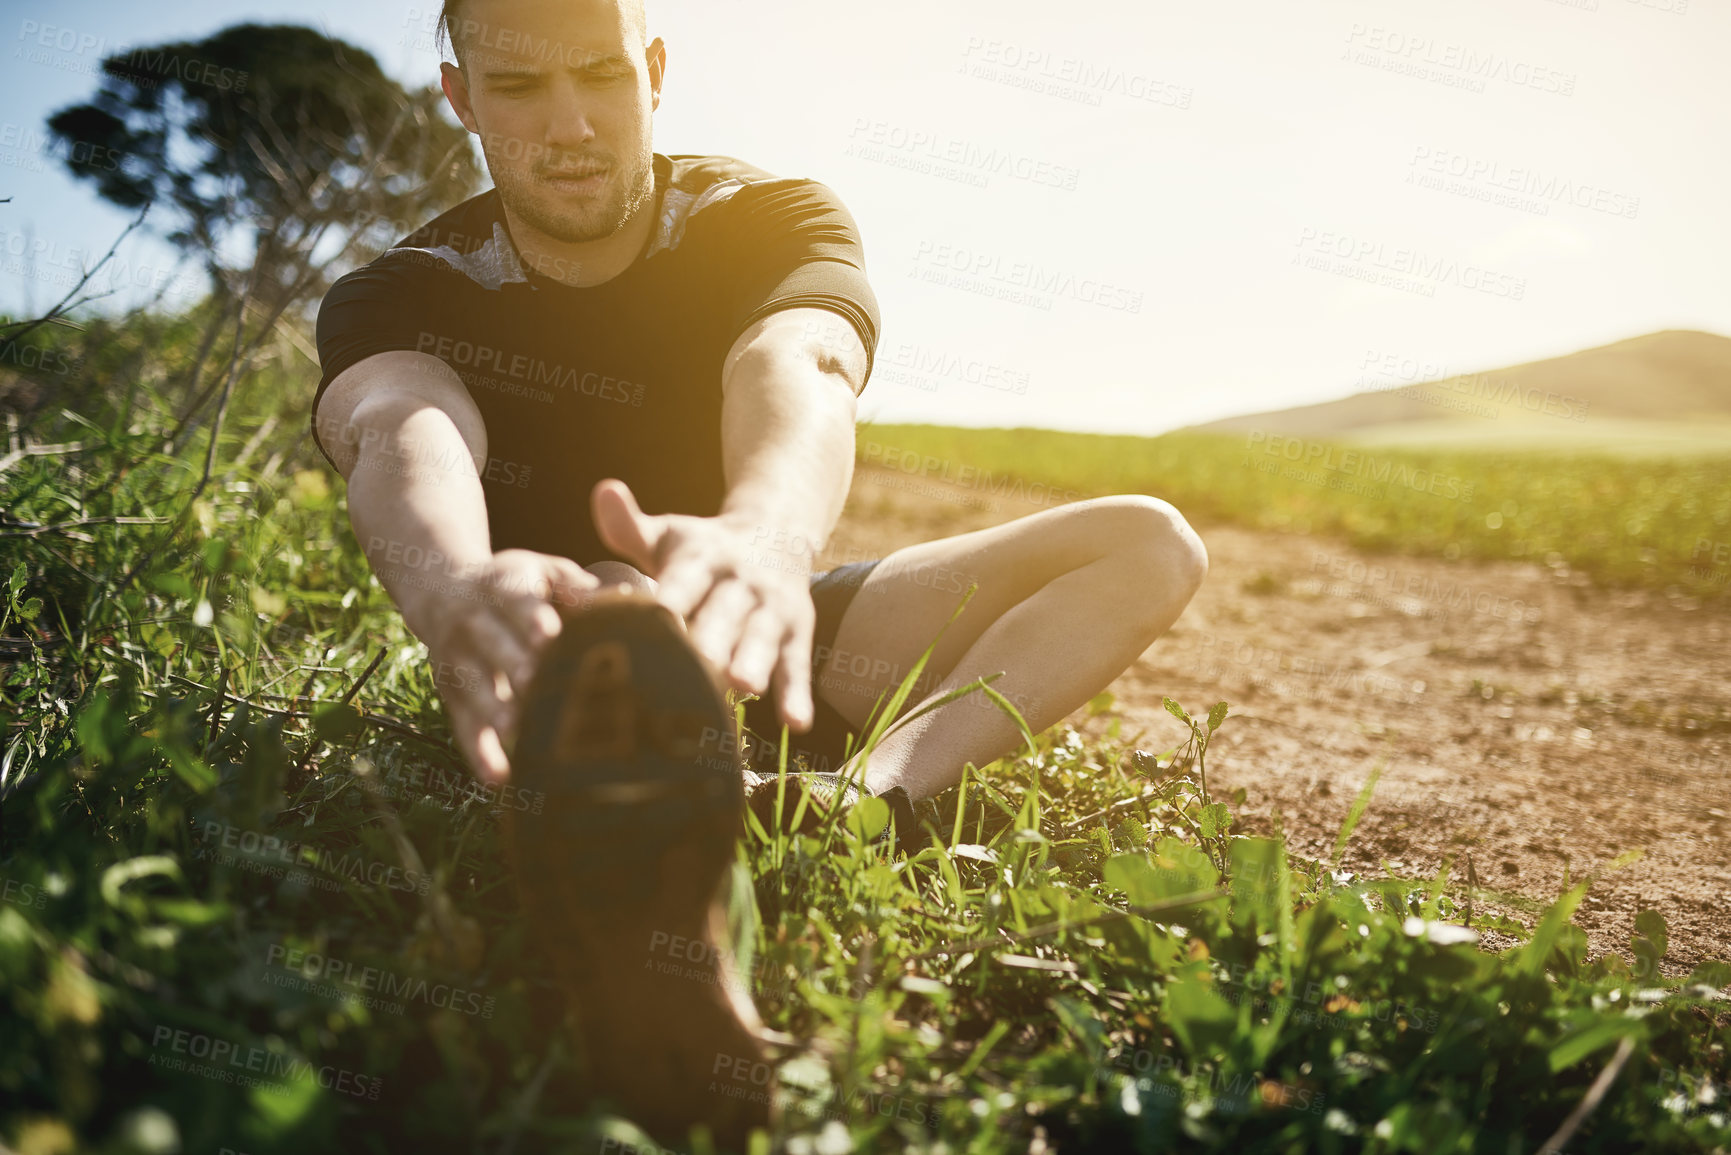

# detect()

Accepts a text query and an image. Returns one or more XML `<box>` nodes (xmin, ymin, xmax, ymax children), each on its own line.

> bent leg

<box><xmin>817</xmin><ymin>496</ymin><xmax>1208</xmax><ymax>800</ymax></box>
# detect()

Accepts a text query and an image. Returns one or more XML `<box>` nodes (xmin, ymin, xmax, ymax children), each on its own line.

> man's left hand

<box><xmin>591</xmin><ymin>477</ymin><xmax>818</xmax><ymax>732</ymax></box>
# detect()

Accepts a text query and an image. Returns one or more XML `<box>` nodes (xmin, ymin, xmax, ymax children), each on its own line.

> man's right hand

<box><xmin>412</xmin><ymin>549</ymin><xmax>601</xmax><ymax>784</ymax></box>
<box><xmin>317</xmin><ymin>354</ymin><xmax>605</xmax><ymax>785</ymax></box>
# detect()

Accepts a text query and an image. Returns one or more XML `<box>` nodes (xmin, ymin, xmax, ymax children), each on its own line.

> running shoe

<box><xmin>504</xmin><ymin>587</ymin><xmax>773</xmax><ymax>1152</ymax></box>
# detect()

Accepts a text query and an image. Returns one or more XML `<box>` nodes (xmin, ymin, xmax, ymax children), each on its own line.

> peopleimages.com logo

<box><xmin>1293</xmin><ymin>228</ymin><xmax>1526</xmax><ymax>301</ymax></box>
<box><xmin>16</xmin><ymin>21</ymin><xmax>250</xmax><ymax>92</ymax></box>
<box><xmin>193</xmin><ymin>820</ymin><xmax>434</xmax><ymax>896</ymax></box>
<box><xmin>262</xmin><ymin>943</ymin><xmax>495</xmax><ymax>1019</ymax></box>
<box><xmin>1242</xmin><ymin>432</ymin><xmax>1477</xmax><ymax>502</ymax></box>
<box><xmin>148</xmin><ymin>1026</ymin><xmax>381</xmax><ymax>1099</ymax></box>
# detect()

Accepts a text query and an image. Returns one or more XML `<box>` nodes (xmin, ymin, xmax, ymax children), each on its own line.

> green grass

<box><xmin>1</xmin><ymin>316</ymin><xmax>1728</xmax><ymax>1153</ymax></box>
<box><xmin>1320</xmin><ymin>416</ymin><xmax>1731</xmax><ymax>458</ymax></box>
<box><xmin>855</xmin><ymin>424</ymin><xmax>1731</xmax><ymax>602</ymax></box>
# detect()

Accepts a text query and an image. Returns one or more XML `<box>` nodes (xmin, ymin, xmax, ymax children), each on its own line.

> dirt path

<box><xmin>830</xmin><ymin>463</ymin><xmax>1731</xmax><ymax>974</ymax></box>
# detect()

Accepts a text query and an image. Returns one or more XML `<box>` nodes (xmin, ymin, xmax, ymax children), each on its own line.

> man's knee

<box><xmin>1095</xmin><ymin>495</ymin><xmax>1208</xmax><ymax>599</ymax></box>
<box><xmin>586</xmin><ymin>560</ymin><xmax>657</xmax><ymax>594</ymax></box>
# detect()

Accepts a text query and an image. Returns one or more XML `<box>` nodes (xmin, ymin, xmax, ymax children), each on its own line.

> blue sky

<box><xmin>3</xmin><ymin>0</ymin><xmax>1728</xmax><ymax>434</ymax></box>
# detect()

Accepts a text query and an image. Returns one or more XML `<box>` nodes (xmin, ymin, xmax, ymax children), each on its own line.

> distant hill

<box><xmin>1190</xmin><ymin>330</ymin><xmax>1731</xmax><ymax>449</ymax></box>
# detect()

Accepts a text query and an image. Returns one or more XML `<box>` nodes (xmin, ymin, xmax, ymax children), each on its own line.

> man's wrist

<box><xmin>718</xmin><ymin>511</ymin><xmax>825</xmax><ymax>573</ymax></box>
<box><xmin>366</xmin><ymin>545</ymin><xmax>496</xmax><ymax>647</ymax></box>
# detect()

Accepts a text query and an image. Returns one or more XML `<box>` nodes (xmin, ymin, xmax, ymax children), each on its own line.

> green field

<box><xmin>856</xmin><ymin>423</ymin><xmax>1731</xmax><ymax>603</ymax></box>
<box><xmin>2</xmin><ymin>314</ymin><xmax>1729</xmax><ymax>1153</ymax></box>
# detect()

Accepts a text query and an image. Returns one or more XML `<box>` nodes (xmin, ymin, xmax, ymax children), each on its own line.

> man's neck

<box><xmin>502</xmin><ymin>185</ymin><xmax>662</xmax><ymax>289</ymax></box>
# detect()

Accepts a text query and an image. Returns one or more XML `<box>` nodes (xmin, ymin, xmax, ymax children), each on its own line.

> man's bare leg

<box><xmin>816</xmin><ymin>495</ymin><xmax>1208</xmax><ymax>801</ymax></box>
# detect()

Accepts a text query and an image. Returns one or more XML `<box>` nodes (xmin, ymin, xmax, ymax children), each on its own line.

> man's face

<box><xmin>442</xmin><ymin>0</ymin><xmax>662</xmax><ymax>245</ymax></box>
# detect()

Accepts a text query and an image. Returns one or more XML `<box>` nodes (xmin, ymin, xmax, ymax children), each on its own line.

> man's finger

<box><xmin>543</xmin><ymin>555</ymin><xmax>601</xmax><ymax>609</ymax></box>
<box><xmin>688</xmin><ymin>577</ymin><xmax>759</xmax><ymax>675</ymax></box>
<box><xmin>455</xmin><ymin>612</ymin><xmax>536</xmax><ymax>702</ymax></box>
<box><xmin>497</xmin><ymin>583</ymin><xmax>562</xmax><ymax>653</ymax></box>
<box><xmin>728</xmin><ymin>605</ymin><xmax>785</xmax><ymax>696</ymax></box>
<box><xmin>771</xmin><ymin>623</ymin><xmax>816</xmax><ymax>733</ymax></box>
<box><xmin>591</xmin><ymin>478</ymin><xmax>664</xmax><ymax>574</ymax></box>
<box><xmin>652</xmin><ymin>554</ymin><xmax>722</xmax><ymax>620</ymax></box>
<box><xmin>472</xmin><ymin>724</ymin><xmax>511</xmax><ymax>784</ymax></box>
<box><xmin>451</xmin><ymin>675</ymin><xmax>514</xmax><ymax>784</ymax></box>
<box><xmin>492</xmin><ymin>668</ymin><xmax>523</xmax><ymax>752</ymax></box>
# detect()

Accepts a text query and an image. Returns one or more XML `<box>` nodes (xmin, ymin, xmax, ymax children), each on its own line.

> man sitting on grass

<box><xmin>309</xmin><ymin>0</ymin><xmax>1207</xmax><ymax>1146</ymax></box>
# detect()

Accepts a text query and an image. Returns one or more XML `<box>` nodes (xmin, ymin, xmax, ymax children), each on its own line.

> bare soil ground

<box><xmin>829</xmin><ymin>463</ymin><xmax>1731</xmax><ymax>975</ymax></box>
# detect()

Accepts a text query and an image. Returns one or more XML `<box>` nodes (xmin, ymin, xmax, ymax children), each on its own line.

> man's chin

<box><xmin>519</xmin><ymin>199</ymin><xmax>627</xmax><ymax>245</ymax></box>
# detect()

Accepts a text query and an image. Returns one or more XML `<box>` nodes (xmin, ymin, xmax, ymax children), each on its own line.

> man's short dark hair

<box><xmin>437</xmin><ymin>0</ymin><xmax>649</xmax><ymax>72</ymax></box>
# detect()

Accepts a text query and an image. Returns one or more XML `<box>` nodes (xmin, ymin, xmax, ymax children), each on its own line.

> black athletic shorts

<box><xmin>736</xmin><ymin>558</ymin><xmax>880</xmax><ymax>777</ymax></box>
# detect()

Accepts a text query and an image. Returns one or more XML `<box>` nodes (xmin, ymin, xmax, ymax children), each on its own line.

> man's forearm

<box><xmin>341</xmin><ymin>400</ymin><xmax>496</xmax><ymax>644</ymax></box>
<box><xmin>717</xmin><ymin>339</ymin><xmax>860</xmax><ymax>570</ymax></box>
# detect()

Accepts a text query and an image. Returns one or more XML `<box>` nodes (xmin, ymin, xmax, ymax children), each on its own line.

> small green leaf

<box><xmin>201</xmin><ymin>537</ymin><xmax>230</xmax><ymax>572</ymax></box>
<box><xmin>148</xmin><ymin>898</ymin><xmax>231</xmax><ymax>927</ymax></box>
<box><xmin>1688</xmin><ymin>959</ymin><xmax>1731</xmax><ymax>988</ymax></box>
<box><xmin>1161</xmin><ymin>972</ymin><xmax>1237</xmax><ymax>1056</ymax></box>
<box><xmin>1163</xmin><ymin>697</ymin><xmax>1191</xmax><ymax>724</ymax></box>
<box><xmin>1547</xmin><ymin>923</ymin><xmax>1589</xmax><ymax>973</ymax></box>
<box><xmin>900</xmin><ymin>975</ymin><xmax>949</xmax><ymax>1001</ymax></box>
<box><xmin>17</xmin><ymin>596</ymin><xmax>42</xmax><ymax>621</ymax></box>
<box><xmin>1206</xmin><ymin>701</ymin><xmax>1229</xmax><ymax>732</ymax></box>
<box><xmin>1198</xmin><ymin>802</ymin><xmax>1232</xmax><ymax>840</ymax></box>
<box><xmin>311</xmin><ymin>702</ymin><xmax>363</xmax><ymax>743</ymax></box>
<box><xmin>1332</xmin><ymin>762</ymin><xmax>1384</xmax><ymax>867</ymax></box>
<box><xmin>149</xmin><ymin>573</ymin><xmax>195</xmax><ymax>599</ymax></box>
<box><xmin>1049</xmin><ymin>995</ymin><xmax>1108</xmax><ymax>1062</ymax></box>
<box><xmin>1548</xmin><ymin>1020</ymin><xmax>1637</xmax><ymax>1073</ymax></box>
<box><xmin>1515</xmin><ymin>883</ymin><xmax>1589</xmax><ymax>979</ymax></box>
<box><xmin>249</xmin><ymin>1063</ymin><xmax>325</xmax><ymax>1126</ymax></box>
<box><xmin>1632</xmin><ymin>908</ymin><xmax>1668</xmax><ymax>958</ymax></box>
<box><xmin>1130</xmin><ymin>748</ymin><xmax>1175</xmax><ymax>779</ymax></box>
<box><xmin>1228</xmin><ymin>837</ymin><xmax>1284</xmax><ymax>931</ymax></box>
<box><xmin>250</xmin><ymin>585</ymin><xmax>287</xmax><ymax>617</ymax></box>
<box><xmin>163</xmin><ymin>746</ymin><xmax>219</xmax><ymax>793</ymax></box>
<box><xmin>1106</xmin><ymin>839</ymin><xmax>1220</xmax><ymax>905</ymax></box>
<box><xmin>76</xmin><ymin>692</ymin><xmax>116</xmax><ymax>765</ymax></box>
<box><xmin>846</xmin><ymin>795</ymin><xmax>891</xmax><ymax>842</ymax></box>
<box><xmin>100</xmin><ymin>856</ymin><xmax>183</xmax><ymax>910</ymax></box>
<box><xmin>1595</xmin><ymin>953</ymin><xmax>1632</xmax><ymax>980</ymax></box>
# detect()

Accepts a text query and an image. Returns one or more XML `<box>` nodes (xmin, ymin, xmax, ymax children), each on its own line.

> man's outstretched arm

<box><xmin>317</xmin><ymin>350</ymin><xmax>597</xmax><ymax>781</ymax></box>
<box><xmin>592</xmin><ymin>305</ymin><xmax>866</xmax><ymax>733</ymax></box>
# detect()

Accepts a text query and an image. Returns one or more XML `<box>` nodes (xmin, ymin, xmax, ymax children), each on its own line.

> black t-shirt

<box><xmin>311</xmin><ymin>152</ymin><xmax>880</xmax><ymax>567</ymax></box>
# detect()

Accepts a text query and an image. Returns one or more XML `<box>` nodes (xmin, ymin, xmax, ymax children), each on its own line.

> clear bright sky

<box><xmin>3</xmin><ymin>0</ymin><xmax>1728</xmax><ymax>434</ymax></box>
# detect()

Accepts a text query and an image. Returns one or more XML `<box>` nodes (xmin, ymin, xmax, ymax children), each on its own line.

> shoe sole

<box><xmin>503</xmin><ymin>588</ymin><xmax>774</xmax><ymax>1151</ymax></box>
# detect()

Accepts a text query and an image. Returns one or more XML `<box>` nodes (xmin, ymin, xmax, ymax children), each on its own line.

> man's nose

<box><xmin>541</xmin><ymin>78</ymin><xmax>599</xmax><ymax>155</ymax></box>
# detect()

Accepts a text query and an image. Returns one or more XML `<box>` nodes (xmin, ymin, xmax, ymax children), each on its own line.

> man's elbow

<box><xmin>812</xmin><ymin>341</ymin><xmax>869</xmax><ymax>397</ymax></box>
<box><xmin>725</xmin><ymin>309</ymin><xmax>871</xmax><ymax>399</ymax></box>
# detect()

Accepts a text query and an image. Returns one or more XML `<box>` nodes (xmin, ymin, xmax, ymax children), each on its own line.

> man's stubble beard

<box><xmin>490</xmin><ymin>143</ymin><xmax>657</xmax><ymax>245</ymax></box>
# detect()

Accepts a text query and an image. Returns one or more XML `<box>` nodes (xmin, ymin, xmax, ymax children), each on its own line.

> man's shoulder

<box><xmin>649</xmin><ymin>153</ymin><xmax>852</xmax><ymax>259</ymax></box>
<box><xmin>664</xmin><ymin>152</ymin><xmax>780</xmax><ymax>193</ymax></box>
<box><xmin>328</xmin><ymin>188</ymin><xmax>518</xmax><ymax>296</ymax></box>
<box><xmin>396</xmin><ymin>187</ymin><xmax>506</xmax><ymax>255</ymax></box>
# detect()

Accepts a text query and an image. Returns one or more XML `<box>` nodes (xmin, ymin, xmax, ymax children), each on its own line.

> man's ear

<box><xmin>646</xmin><ymin>37</ymin><xmax>666</xmax><ymax>110</ymax></box>
<box><xmin>440</xmin><ymin>62</ymin><xmax>480</xmax><ymax>133</ymax></box>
